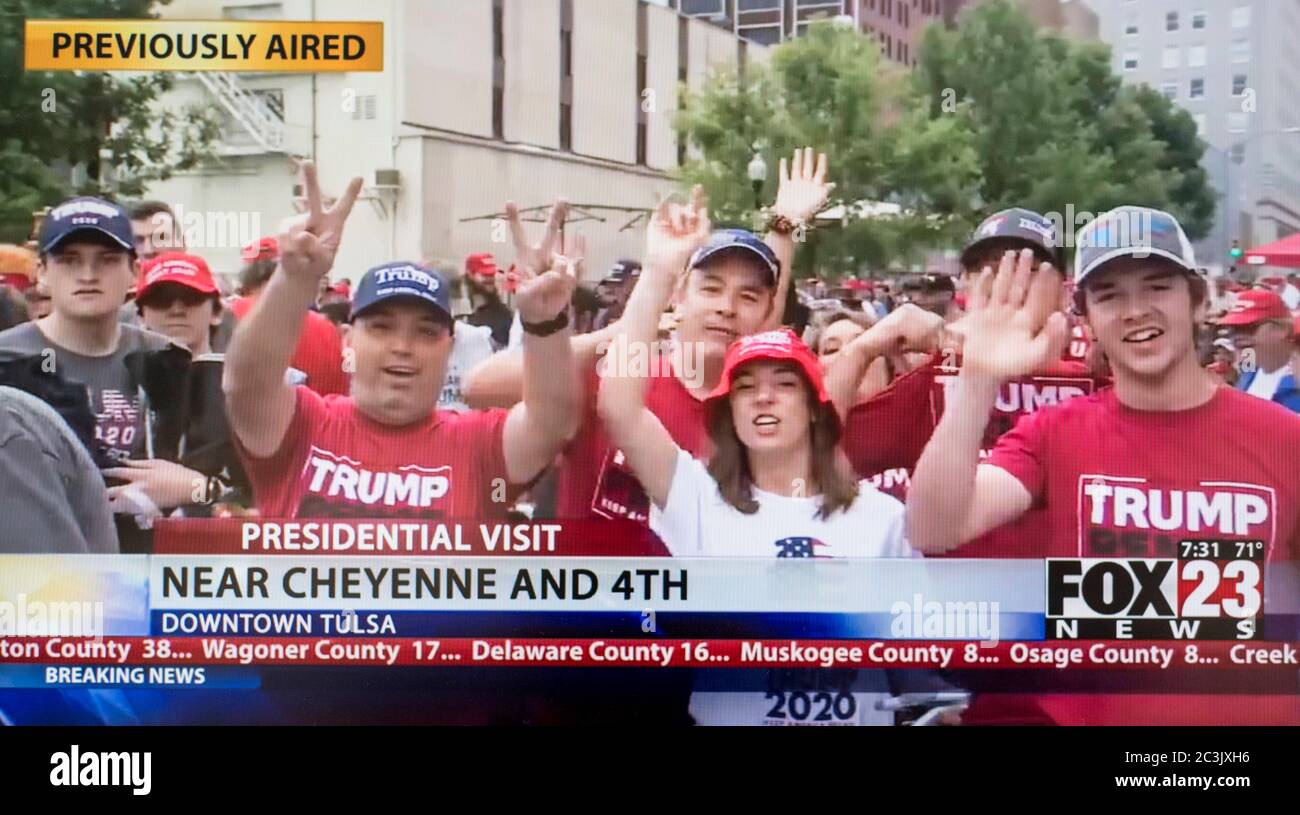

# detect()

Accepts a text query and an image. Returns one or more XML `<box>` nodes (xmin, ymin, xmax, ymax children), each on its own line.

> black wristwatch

<box><xmin>521</xmin><ymin>310</ymin><xmax>570</xmax><ymax>337</ymax></box>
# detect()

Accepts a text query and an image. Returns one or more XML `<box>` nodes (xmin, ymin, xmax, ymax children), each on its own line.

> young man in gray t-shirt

<box><xmin>0</xmin><ymin>198</ymin><xmax>204</xmax><ymax>546</ymax></box>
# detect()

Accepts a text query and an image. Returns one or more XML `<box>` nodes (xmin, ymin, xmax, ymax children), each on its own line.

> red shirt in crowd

<box><xmin>988</xmin><ymin>385</ymin><xmax>1300</xmax><ymax>561</ymax></box>
<box><xmin>842</xmin><ymin>357</ymin><xmax>1107</xmax><ymax>555</ymax></box>
<box><xmin>237</xmin><ymin>386</ymin><xmax>511</xmax><ymax>519</ymax></box>
<box><xmin>1062</xmin><ymin>316</ymin><xmax>1092</xmax><ymax>365</ymax></box>
<box><xmin>555</xmin><ymin>361</ymin><xmax>708</xmax><ymax>543</ymax></box>
<box><xmin>974</xmin><ymin>386</ymin><xmax>1300</xmax><ymax>726</ymax></box>
<box><xmin>230</xmin><ymin>295</ymin><xmax>349</xmax><ymax>396</ymax></box>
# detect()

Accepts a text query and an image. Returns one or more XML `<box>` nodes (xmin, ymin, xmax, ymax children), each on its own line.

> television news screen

<box><xmin>0</xmin><ymin>0</ymin><xmax>1296</xmax><ymax>796</ymax></box>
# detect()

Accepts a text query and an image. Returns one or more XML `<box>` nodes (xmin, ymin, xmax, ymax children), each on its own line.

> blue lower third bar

<box><xmin>0</xmin><ymin>665</ymin><xmax>260</xmax><ymax>689</ymax></box>
<box><xmin>150</xmin><ymin>609</ymin><xmax>1047</xmax><ymax>640</ymax></box>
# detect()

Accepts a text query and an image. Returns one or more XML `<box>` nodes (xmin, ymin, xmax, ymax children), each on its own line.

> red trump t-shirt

<box><xmin>841</xmin><ymin>358</ymin><xmax>1106</xmax><ymax>555</ymax></box>
<box><xmin>556</xmin><ymin>360</ymin><xmax>709</xmax><ymax>523</ymax></box>
<box><xmin>237</xmin><ymin>386</ymin><xmax>511</xmax><ymax>520</ymax></box>
<box><xmin>987</xmin><ymin>386</ymin><xmax>1300</xmax><ymax>561</ymax></box>
<box><xmin>974</xmin><ymin>386</ymin><xmax>1300</xmax><ymax>726</ymax></box>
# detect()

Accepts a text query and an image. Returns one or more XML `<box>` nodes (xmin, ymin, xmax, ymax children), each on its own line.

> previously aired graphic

<box><xmin>3</xmin><ymin>2</ymin><xmax>1300</xmax><ymax>729</ymax></box>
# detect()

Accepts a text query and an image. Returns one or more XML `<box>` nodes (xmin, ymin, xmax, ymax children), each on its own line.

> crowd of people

<box><xmin>1</xmin><ymin>147</ymin><xmax>1298</xmax><ymax>724</ymax></box>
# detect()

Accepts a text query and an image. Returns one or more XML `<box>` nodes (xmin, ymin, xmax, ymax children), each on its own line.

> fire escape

<box><xmin>193</xmin><ymin>72</ymin><xmax>286</xmax><ymax>154</ymax></box>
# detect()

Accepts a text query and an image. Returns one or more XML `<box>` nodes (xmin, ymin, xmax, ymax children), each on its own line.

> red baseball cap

<box><xmin>1217</xmin><ymin>289</ymin><xmax>1291</xmax><ymax>326</ymax></box>
<box><xmin>465</xmin><ymin>253</ymin><xmax>499</xmax><ymax>279</ymax></box>
<box><xmin>137</xmin><ymin>252</ymin><xmax>219</xmax><ymax>301</ymax></box>
<box><xmin>328</xmin><ymin>280</ymin><xmax>352</xmax><ymax>297</ymax></box>
<box><xmin>0</xmin><ymin>274</ymin><xmax>33</xmax><ymax>292</ymax></box>
<box><xmin>703</xmin><ymin>329</ymin><xmax>838</xmax><ymax>433</ymax></box>
<box><xmin>0</xmin><ymin>244</ymin><xmax>37</xmax><ymax>292</ymax></box>
<box><xmin>241</xmin><ymin>236</ymin><xmax>279</xmax><ymax>263</ymax></box>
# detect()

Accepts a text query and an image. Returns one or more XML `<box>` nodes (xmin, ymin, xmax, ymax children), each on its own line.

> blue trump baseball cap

<box><xmin>39</xmin><ymin>197</ymin><xmax>135</xmax><ymax>255</ymax></box>
<box><xmin>350</xmin><ymin>261</ymin><xmax>452</xmax><ymax>323</ymax></box>
<box><xmin>688</xmin><ymin>229</ymin><xmax>779</xmax><ymax>286</ymax></box>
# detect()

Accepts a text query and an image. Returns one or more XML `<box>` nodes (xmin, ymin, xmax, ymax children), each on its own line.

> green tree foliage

<box><xmin>675</xmin><ymin>21</ymin><xmax>980</xmax><ymax>277</ymax></box>
<box><xmin>675</xmin><ymin>3</ymin><xmax>1217</xmax><ymax>278</ymax></box>
<box><xmin>0</xmin><ymin>0</ymin><xmax>221</xmax><ymax>241</ymax></box>
<box><xmin>913</xmin><ymin>0</ymin><xmax>1214</xmax><ymax>240</ymax></box>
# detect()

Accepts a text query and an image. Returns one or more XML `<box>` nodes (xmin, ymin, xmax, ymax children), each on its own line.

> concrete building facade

<box><xmin>666</xmin><ymin>0</ymin><xmax>1096</xmax><ymax>67</ymax></box>
<box><xmin>145</xmin><ymin>0</ymin><xmax>768</xmax><ymax>290</ymax></box>
<box><xmin>1084</xmin><ymin>0</ymin><xmax>1300</xmax><ymax>261</ymax></box>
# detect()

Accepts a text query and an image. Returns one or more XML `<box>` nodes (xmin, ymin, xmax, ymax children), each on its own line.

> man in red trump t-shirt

<box><xmin>225</xmin><ymin>164</ymin><xmax>582</xmax><ymax>521</ymax></box>
<box><xmin>906</xmin><ymin>207</ymin><xmax>1300</xmax><ymax>724</ymax></box>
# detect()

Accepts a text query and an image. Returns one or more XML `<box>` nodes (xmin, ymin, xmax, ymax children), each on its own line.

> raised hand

<box><xmin>772</xmin><ymin>147</ymin><xmax>834</xmax><ymax>224</ymax></box>
<box><xmin>279</xmin><ymin>162</ymin><xmax>363</xmax><ymax>282</ymax></box>
<box><xmin>505</xmin><ymin>199</ymin><xmax>570</xmax><ymax>276</ymax></box>
<box><xmin>644</xmin><ymin>185</ymin><xmax>710</xmax><ymax>279</ymax></box>
<box><xmin>958</xmin><ymin>248</ymin><xmax>1069</xmax><ymax>381</ymax></box>
<box><xmin>515</xmin><ymin>252</ymin><xmax>578</xmax><ymax>324</ymax></box>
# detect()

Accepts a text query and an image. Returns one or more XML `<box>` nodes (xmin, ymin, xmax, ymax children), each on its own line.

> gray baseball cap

<box><xmin>1074</xmin><ymin>206</ymin><xmax>1198</xmax><ymax>287</ymax></box>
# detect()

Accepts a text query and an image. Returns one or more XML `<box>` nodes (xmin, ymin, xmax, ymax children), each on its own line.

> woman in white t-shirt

<box><xmin>596</xmin><ymin>186</ymin><xmax>930</xmax><ymax>725</ymax></box>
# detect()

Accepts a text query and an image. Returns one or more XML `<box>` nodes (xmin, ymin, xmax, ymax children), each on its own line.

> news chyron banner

<box><xmin>0</xmin><ymin>535</ymin><xmax>1294</xmax><ymax>696</ymax></box>
<box><xmin>24</xmin><ymin>19</ymin><xmax>383</xmax><ymax>73</ymax></box>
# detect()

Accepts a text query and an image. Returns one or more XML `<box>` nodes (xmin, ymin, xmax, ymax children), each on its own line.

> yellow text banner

<box><xmin>25</xmin><ymin>19</ymin><xmax>384</xmax><ymax>72</ymax></box>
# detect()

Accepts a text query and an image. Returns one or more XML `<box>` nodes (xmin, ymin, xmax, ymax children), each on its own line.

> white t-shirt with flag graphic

<box><xmin>650</xmin><ymin>450</ymin><xmax>914</xmax><ymax>559</ymax></box>
<box><xmin>649</xmin><ymin>449</ymin><xmax>918</xmax><ymax>725</ymax></box>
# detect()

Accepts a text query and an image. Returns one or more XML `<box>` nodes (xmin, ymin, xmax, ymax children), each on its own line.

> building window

<box><xmin>1189</xmin><ymin>77</ymin><xmax>1205</xmax><ymax>98</ymax></box>
<box><xmin>1188</xmin><ymin>45</ymin><xmax>1206</xmax><ymax>67</ymax></box>
<box><xmin>1231</xmin><ymin>39</ymin><xmax>1251</xmax><ymax>63</ymax></box>
<box><xmin>1166</xmin><ymin>11</ymin><xmax>1178</xmax><ymax>31</ymax></box>
<box><xmin>1125</xmin><ymin>21</ymin><xmax>1138</xmax><ymax>36</ymax></box>
<box><xmin>1123</xmin><ymin>52</ymin><xmax>1138</xmax><ymax>71</ymax></box>
<box><xmin>1232</xmin><ymin>74</ymin><xmax>1248</xmax><ymax>95</ymax></box>
<box><xmin>1160</xmin><ymin>83</ymin><xmax>1178</xmax><ymax>100</ymax></box>
<box><xmin>677</xmin><ymin>15</ymin><xmax>687</xmax><ymax>166</ymax></box>
<box><xmin>1232</xmin><ymin>5</ymin><xmax>1251</xmax><ymax>29</ymax></box>
<box><xmin>560</xmin><ymin>0</ymin><xmax>573</xmax><ymax>151</ymax></box>
<box><xmin>1191</xmin><ymin>11</ymin><xmax>1207</xmax><ymax>29</ymax></box>
<box><xmin>1229</xmin><ymin>112</ymin><xmax>1248</xmax><ymax>133</ymax></box>
<box><xmin>1193</xmin><ymin>113</ymin><xmax>1206</xmax><ymax>136</ymax></box>
<box><xmin>636</xmin><ymin>2</ymin><xmax>647</xmax><ymax>166</ymax></box>
<box><xmin>1230</xmin><ymin>143</ymin><xmax>1246</xmax><ymax>163</ymax></box>
<box><xmin>1162</xmin><ymin>47</ymin><xmax>1180</xmax><ymax>69</ymax></box>
<box><xmin>492</xmin><ymin>0</ymin><xmax>504</xmax><ymax>139</ymax></box>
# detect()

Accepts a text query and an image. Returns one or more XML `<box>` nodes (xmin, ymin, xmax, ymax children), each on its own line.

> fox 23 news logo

<box><xmin>1045</xmin><ymin>557</ymin><xmax>1262</xmax><ymax>640</ymax></box>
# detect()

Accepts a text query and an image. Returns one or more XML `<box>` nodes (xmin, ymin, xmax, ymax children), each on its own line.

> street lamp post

<box><xmin>747</xmin><ymin>146</ymin><xmax>768</xmax><ymax>211</ymax></box>
<box><xmin>1223</xmin><ymin>126</ymin><xmax>1300</xmax><ymax>264</ymax></box>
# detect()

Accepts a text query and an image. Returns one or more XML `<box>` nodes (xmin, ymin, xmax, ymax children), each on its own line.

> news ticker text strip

<box><xmin>0</xmin><ymin>637</ymin><xmax>1295</xmax><ymax>670</ymax></box>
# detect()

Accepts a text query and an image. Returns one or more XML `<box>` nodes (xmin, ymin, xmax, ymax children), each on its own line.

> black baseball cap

<box><xmin>39</xmin><ymin>197</ymin><xmax>135</xmax><ymax>255</ymax></box>
<box><xmin>961</xmin><ymin>208</ymin><xmax>1063</xmax><ymax>270</ymax></box>
<box><xmin>603</xmin><ymin>259</ymin><xmax>642</xmax><ymax>284</ymax></box>
<box><xmin>899</xmin><ymin>272</ymin><xmax>956</xmax><ymax>295</ymax></box>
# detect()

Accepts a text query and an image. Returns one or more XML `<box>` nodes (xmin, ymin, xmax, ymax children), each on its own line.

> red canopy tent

<box><xmin>1244</xmin><ymin>233</ymin><xmax>1300</xmax><ymax>268</ymax></box>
